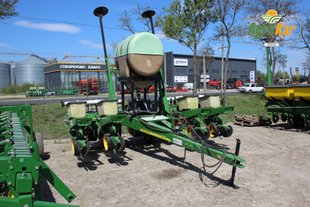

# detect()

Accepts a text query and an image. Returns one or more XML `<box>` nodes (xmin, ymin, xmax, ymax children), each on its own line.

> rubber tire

<box><xmin>35</xmin><ymin>132</ymin><xmax>44</xmax><ymax>158</ymax></box>
<box><xmin>103</xmin><ymin>134</ymin><xmax>113</xmax><ymax>152</ymax></box>
<box><xmin>225</xmin><ymin>125</ymin><xmax>233</xmax><ymax>137</ymax></box>
<box><xmin>293</xmin><ymin>115</ymin><xmax>305</xmax><ymax>127</ymax></box>
<box><xmin>281</xmin><ymin>113</ymin><xmax>287</xmax><ymax>122</ymax></box>
<box><xmin>219</xmin><ymin>125</ymin><xmax>233</xmax><ymax>137</ymax></box>
<box><xmin>208</xmin><ymin>123</ymin><xmax>220</xmax><ymax>138</ymax></box>
<box><xmin>272</xmin><ymin>114</ymin><xmax>279</xmax><ymax>123</ymax></box>
<box><xmin>288</xmin><ymin>116</ymin><xmax>294</xmax><ymax>126</ymax></box>
<box><xmin>115</xmin><ymin>137</ymin><xmax>126</xmax><ymax>153</ymax></box>
<box><xmin>306</xmin><ymin>118</ymin><xmax>310</xmax><ymax>127</ymax></box>
<box><xmin>71</xmin><ymin>138</ymin><xmax>80</xmax><ymax>156</ymax></box>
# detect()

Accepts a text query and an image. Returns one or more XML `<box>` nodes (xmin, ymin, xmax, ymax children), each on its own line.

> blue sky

<box><xmin>0</xmin><ymin>0</ymin><xmax>309</xmax><ymax>74</ymax></box>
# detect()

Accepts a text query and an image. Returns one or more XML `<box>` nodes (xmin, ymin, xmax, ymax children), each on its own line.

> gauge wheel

<box><xmin>71</xmin><ymin>138</ymin><xmax>80</xmax><ymax>156</ymax></box>
<box><xmin>7</xmin><ymin>191</ymin><xmax>14</xmax><ymax>198</ymax></box>
<box><xmin>208</xmin><ymin>123</ymin><xmax>220</xmax><ymax>138</ymax></box>
<box><xmin>103</xmin><ymin>134</ymin><xmax>113</xmax><ymax>152</ymax></box>
<box><xmin>184</xmin><ymin>126</ymin><xmax>193</xmax><ymax>136</ymax></box>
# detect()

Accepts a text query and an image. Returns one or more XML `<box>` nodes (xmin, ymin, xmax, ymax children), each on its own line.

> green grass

<box><xmin>220</xmin><ymin>94</ymin><xmax>270</xmax><ymax>123</ymax></box>
<box><xmin>30</xmin><ymin>94</ymin><xmax>269</xmax><ymax>139</ymax></box>
<box><xmin>32</xmin><ymin>103</ymin><xmax>68</xmax><ymax>140</ymax></box>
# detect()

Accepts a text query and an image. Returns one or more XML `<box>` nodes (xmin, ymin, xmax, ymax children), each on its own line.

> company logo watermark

<box><xmin>262</xmin><ymin>9</ymin><xmax>282</xmax><ymax>24</ymax></box>
<box><xmin>246</xmin><ymin>9</ymin><xmax>298</xmax><ymax>44</ymax></box>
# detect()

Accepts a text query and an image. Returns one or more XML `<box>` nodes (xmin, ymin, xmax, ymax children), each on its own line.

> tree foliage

<box><xmin>256</xmin><ymin>70</ymin><xmax>267</xmax><ymax>85</ymax></box>
<box><xmin>274</xmin><ymin>71</ymin><xmax>289</xmax><ymax>80</ymax></box>
<box><xmin>213</xmin><ymin>0</ymin><xmax>243</xmax><ymax>105</ymax></box>
<box><xmin>0</xmin><ymin>0</ymin><xmax>18</xmax><ymax>21</ymax></box>
<box><xmin>119</xmin><ymin>3</ymin><xmax>159</xmax><ymax>34</ymax></box>
<box><xmin>158</xmin><ymin>0</ymin><xmax>216</xmax><ymax>94</ymax></box>
<box><xmin>300</xmin><ymin>16</ymin><xmax>310</xmax><ymax>52</ymax></box>
<box><xmin>277</xmin><ymin>53</ymin><xmax>287</xmax><ymax>69</ymax></box>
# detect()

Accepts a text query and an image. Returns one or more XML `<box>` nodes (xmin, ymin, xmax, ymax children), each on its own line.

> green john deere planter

<box><xmin>62</xmin><ymin>6</ymin><xmax>245</xmax><ymax>187</ymax></box>
<box><xmin>0</xmin><ymin>105</ymin><xmax>78</xmax><ymax>207</ymax></box>
<box><xmin>265</xmin><ymin>85</ymin><xmax>310</xmax><ymax>127</ymax></box>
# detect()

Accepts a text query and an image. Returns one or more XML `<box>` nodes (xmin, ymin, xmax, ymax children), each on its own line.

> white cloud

<box><xmin>78</xmin><ymin>39</ymin><xmax>103</xmax><ymax>49</ymax></box>
<box><xmin>14</xmin><ymin>20</ymin><xmax>81</xmax><ymax>33</ymax></box>
<box><xmin>0</xmin><ymin>42</ymin><xmax>11</xmax><ymax>48</ymax></box>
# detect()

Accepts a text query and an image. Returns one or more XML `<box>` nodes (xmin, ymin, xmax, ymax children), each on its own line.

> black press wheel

<box><xmin>293</xmin><ymin>115</ymin><xmax>305</xmax><ymax>127</ymax></box>
<box><xmin>115</xmin><ymin>137</ymin><xmax>126</xmax><ymax>153</ymax></box>
<box><xmin>281</xmin><ymin>113</ymin><xmax>288</xmax><ymax>122</ymax></box>
<box><xmin>219</xmin><ymin>125</ymin><xmax>233</xmax><ymax>137</ymax></box>
<box><xmin>288</xmin><ymin>115</ymin><xmax>294</xmax><ymax>126</ymax></box>
<box><xmin>272</xmin><ymin>114</ymin><xmax>279</xmax><ymax>123</ymax></box>
<box><xmin>224</xmin><ymin>125</ymin><xmax>233</xmax><ymax>137</ymax></box>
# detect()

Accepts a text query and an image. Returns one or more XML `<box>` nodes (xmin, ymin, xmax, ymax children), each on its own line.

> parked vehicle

<box><xmin>208</xmin><ymin>79</ymin><xmax>221</xmax><ymax>88</ymax></box>
<box><xmin>46</xmin><ymin>90</ymin><xmax>56</xmax><ymax>96</ymax></box>
<box><xmin>183</xmin><ymin>83</ymin><xmax>193</xmax><ymax>90</ymax></box>
<box><xmin>238</xmin><ymin>83</ymin><xmax>265</xmax><ymax>93</ymax></box>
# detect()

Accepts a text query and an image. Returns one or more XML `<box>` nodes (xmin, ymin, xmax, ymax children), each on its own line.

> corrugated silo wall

<box><xmin>15</xmin><ymin>62</ymin><xmax>46</xmax><ymax>85</ymax></box>
<box><xmin>0</xmin><ymin>63</ymin><xmax>11</xmax><ymax>89</ymax></box>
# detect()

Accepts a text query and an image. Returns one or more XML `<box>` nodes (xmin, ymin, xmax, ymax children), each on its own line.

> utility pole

<box><xmin>282</xmin><ymin>65</ymin><xmax>285</xmax><ymax>85</ymax></box>
<box><xmin>221</xmin><ymin>25</ymin><xmax>224</xmax><ymax>101</ymax></box>
<box><xmin>202</xmin><ymin>47</ymin><xmax>207</xmax><ymax>93</ymax></box>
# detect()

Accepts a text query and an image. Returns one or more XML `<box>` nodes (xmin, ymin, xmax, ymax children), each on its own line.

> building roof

<box><xmin>169</xmin><ymin>52</ymin><xmax>256</xmax><ymax>62</ymax></box>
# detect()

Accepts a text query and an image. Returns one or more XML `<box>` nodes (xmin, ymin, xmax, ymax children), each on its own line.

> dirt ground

<box><xmin>43</xmin><ymin>125</ymin><xmax>310</xmax><ymax>207</ymax></box>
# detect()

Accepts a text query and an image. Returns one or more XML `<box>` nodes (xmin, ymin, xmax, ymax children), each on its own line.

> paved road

<box><xmin>0</xmin><ymin>90</ymin><xmax>239</xmax><ymax>106</ymax></box>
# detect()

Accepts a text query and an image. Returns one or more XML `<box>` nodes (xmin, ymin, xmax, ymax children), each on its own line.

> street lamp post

<box><xmin>93</xmin><ymin>6</ymin><xmax>116</xmax><ymax>100</ymax></box>
<box><xmin>141</xmin><ymin>10</ymin><xmax>156</xmax><ymax>34</ymax></box>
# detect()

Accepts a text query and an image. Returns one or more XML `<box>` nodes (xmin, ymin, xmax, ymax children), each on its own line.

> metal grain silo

<box><xmin>0</xmin><ymin>63</ymin><xmax>11</xmax><ymax>89</ymax></box>
<box><xmin>15</xmin><ymin>54</ymin><xmax>47</xmax><ymax>85</ymax></box>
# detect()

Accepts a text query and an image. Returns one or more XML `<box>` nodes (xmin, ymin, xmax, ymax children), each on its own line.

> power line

<box><xmin>17</xmin><ymin>15</ymin><xmax>130</xmax><ymax>32</ymax></box>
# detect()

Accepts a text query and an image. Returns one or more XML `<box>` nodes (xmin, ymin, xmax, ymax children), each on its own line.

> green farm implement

<box><xmin>0</xmin><ymin>105</ymin><xmax>78</xmax><ymax>207</ymax></box>
<box><xmin>63</xmin><ymin>6</ymin><xmax>245</xmax><ymax>186</ymax></box>
<box><xmin>55</xmin><ymin>88</ymin><xmax>79</xmax><ymax>96</ymax></box>
<box><xmin>265</xmin><ymin>85</ymin><xmax>310</xmax><ymax>127</ymax></box>
<box><xmin>25</xmin><ymin>87</ymin><xmax>46</xmax><ymax>98</ymax></box>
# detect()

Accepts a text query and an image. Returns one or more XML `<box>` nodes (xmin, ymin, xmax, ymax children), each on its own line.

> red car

<box><xmin>207</xmin><ymin>79</ymin><xmax>221</xmax><ymax>87</ymax></box>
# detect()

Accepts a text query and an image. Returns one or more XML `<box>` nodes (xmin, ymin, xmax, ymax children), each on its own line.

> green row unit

<box><xmin>265</xmin><ymin>85</ymin><xmax>310</xmax><ymax>127</ymax></box>
<box><xmin>64</xmin><ymin>95</ymin><xmax>243</xmax><ymax>169</ymax></box>
<box><xmin>0</xmin><ymin>105</ymin><xmax>78</xmax><ymax>207</ymax></box>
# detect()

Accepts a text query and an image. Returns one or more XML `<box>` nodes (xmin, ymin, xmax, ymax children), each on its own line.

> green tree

<box><xmin>0</xmin><ymin>0</ymin><xmax>18</xmax><ymax>21</ymax></box>
<box><xmin>256</xmin><ymin>70</ymin><xmax>267</xmax><ymax>85</ymax></box>
<box><xmin>213</xmin><ymin>0</ymin><xmax>244</xmax><ymax>105</ymax></box>
<box><xmin>119</xmin><ymin>4</ymin><xmax>159</xmax><ymax>34</ymax></box>
<box><xmin>300</xmin><ymin>16</ymin><xmax>310</xmax><ymax>52</ymax></box>
<box><xmin>277</xmin><ymin>53</ymin><xmax>287</xmax><ymax>84</ymax></box>
<box><xmin>274</xmin><ymin>71</ymin><xmax>289</xmax><ymax>82</ymax></box>
<box><xmin>158</xmin><ymin>0</ymin><xmax>216</xmax><ymax>95</ymax></box>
